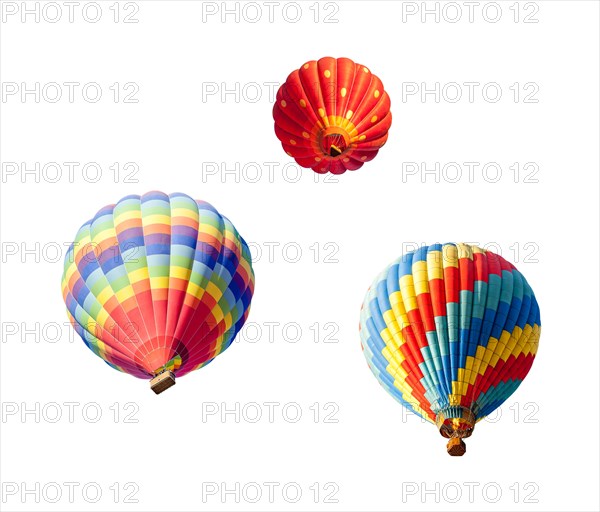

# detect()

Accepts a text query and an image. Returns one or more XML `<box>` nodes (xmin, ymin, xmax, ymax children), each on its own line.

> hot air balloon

<box><xmin>359</xmin><ymin>243</ymin><xmax>540</xmax><ymax>455</ymax></box>
<box><xmin>61</xmin><ymin>191</ymin><xmax>255</xmax><ymax>394</ymax></box>
<box><xmin>273</xmin><ymin>56</ymin><xmax>392</xmax><ymax>175</ymax></box>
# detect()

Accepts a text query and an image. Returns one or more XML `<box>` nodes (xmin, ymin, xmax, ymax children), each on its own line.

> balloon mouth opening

<box><xmin>435</xmin><ymin>406</ymin><xmax>476</xmax><ymax>456</ymax></box>
<box><xmin>320</xmin><ymin>128</ymin><xmax>350</xmax><ymax>158</ymax></box>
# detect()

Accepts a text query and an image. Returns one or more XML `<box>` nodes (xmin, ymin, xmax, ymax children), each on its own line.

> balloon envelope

<box><xmin>61</xmin><ymin>191</ymin><xmax>254</xmax><ymax>388</ymax></box>
<box><xmin>273</xmin><ymin>56</ymin><xmax>391</xmax><ymax>175</ymax></box>
<box><xmin>360</xmin><ymin>243</ymin><xmax>540</xmax><ymax>453</ymax></box>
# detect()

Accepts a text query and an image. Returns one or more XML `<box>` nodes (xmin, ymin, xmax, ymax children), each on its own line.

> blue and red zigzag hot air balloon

<box><xmin>360</xmin><ymin>243</ymin><xmax>541</xmax><ymax>455</ymax></box>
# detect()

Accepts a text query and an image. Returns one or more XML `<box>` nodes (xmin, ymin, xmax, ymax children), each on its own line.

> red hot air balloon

<box><xmin>273</xmin><ymin>57</ymin><xmax>392</xmax><ymax>175</ymax></box>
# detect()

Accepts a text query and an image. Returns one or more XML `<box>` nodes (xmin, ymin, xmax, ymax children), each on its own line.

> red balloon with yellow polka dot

<box><xmin>273</xmin><ymin>57</ymin><xmax>392</xmax><ymax>175</ymax></box>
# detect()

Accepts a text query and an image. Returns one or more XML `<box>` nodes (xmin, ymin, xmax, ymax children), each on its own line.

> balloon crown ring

<box><xmin>435</xmin><ymin>406</ymin><xmax>476</xmax><ymax>457</ymax></box>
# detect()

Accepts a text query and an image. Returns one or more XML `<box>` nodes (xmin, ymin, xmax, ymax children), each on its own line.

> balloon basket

<box><xmin>446</xmin><ymin>437</ymin><xmax>466</xmax><ymax>456</ymax></box>
<box><xmin>150</xmin><ymin>371</ymin><xmax>176</xmax><ymax>394</ymax></box>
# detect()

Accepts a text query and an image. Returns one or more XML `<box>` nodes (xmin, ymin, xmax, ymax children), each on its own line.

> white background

<box><xmin>1</xmin><ymin>1</ymin><xmax>599</xmax><ymax>511</ymax></box>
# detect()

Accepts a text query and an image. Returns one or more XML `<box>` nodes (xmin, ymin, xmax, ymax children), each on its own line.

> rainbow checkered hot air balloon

<box><xmin>273</xmin><ymin>57</ymin><xmax>392</xmax><ymax>175</ymax></box>
<box><xmin>360</xmin><ymin>243</ymin><xmax>540</xmax><ymax>455</ymax></box>
<box><xmin>61</xmin><ymin>191</ymin><xmax>255</xmax><ymax>394</ymax></box>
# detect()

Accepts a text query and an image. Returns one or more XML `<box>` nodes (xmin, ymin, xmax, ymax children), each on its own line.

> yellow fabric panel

<box><xmin>95</xmin><ymin>308</ymin><xmax>110</xmax><ymax>327</ymax></box>
<box><xmin>115</xmin><ymin>286</ymin><xmax>135</xmax><ymax>303</ymax></box>
<box><xmin>128</xmin><ymin>267</ymin><xmax>150</xmax><ymax>284</ymax></box>
<box><xmin>500</xmin><ymin>331</ymin><xmax>519</xmax><ymax>361</ymax></box>
<box><xmin>389</xmin><ymin>290</ymin><xmax>403</xmax><ymax>306</ymax></box>
<box><xmin>64</xmin><ymin>263</ymin><xmax>78</xmax><ymax>282</ymax></box>
<box><xmin>382</xmin><ymin>309</ymin><xmax>404</xmax><ymax>348</ymax></box>
<box><xmin>412</xmin><ymin>261</ymin><xmax>429</xmax><ymax>295</ymax></box>
<box><xmin>383</xmin><ymin>348</ymin><xmax>399</xmax><ymax>368</ymax></box>
<box><xmin>399</xmin><ymin>275</ymin><xmax>417</xmax><ymax>311</ymax></box>
<box><xmin>141</xmin><ymin>214</ymin><xmax>171</xmax><ymax>226</ymax></box>
<box><xmin>485</xmin><ymin>338</ymin><xmax>499</xmax><ymax>366</ymax></box>
<box><xmin>387</xmin><ymin>361</ymin><xmax>408</xmax><ymax>382</ymax></box>
<box><xmin>449</xmin><ymin>393</ymin><xmax>462</xmax><ymax>406</ymax></box>
<box><xmin>392</xmin><ymin>375</ymin><xmax>411</xmax><ymax>394</ymax></box>
<box><xmin>114</xmin><ymin>208</ymin><xmax>141</xmax><ymax>224</ymax></box>
<box><xmin>205</xmin><ymin>281</ymin><xmax>222</xmax><ymax>302</ymax></box>
<box><xmin>464</xmin><ymin>356</ymin><xmax>478</xmax><ymax>385</ymax></box>
<box><xmin>184</xmin><ymin>282</ymin><xmax>203</xmax><ymax>300</ymax></box>
<box><xmin>442</xmin><ymin>244</ymin><xmax>459</xmax><ymax>268</ymax></box>
<box><xmin>478</xmin><ymin>361</ymin><xmax>489</xmax><ymax>376</ymax></box>
<box><xmin>384</xmin><ymin>344</ymin><xmax>405</xmax><ymax>367</ymax></box>
<box><xmin>455</xmin><ymin>369</ymin><xmax>468</xmax><ymax>396</ymax></box>
<box><xmin>457</xmin><ymin>243</ymin><xmax>473</xmax><ymax>260</ymax></box>
<box><xmin>494</xmin><ymin>329</ymin><xmax>512</xmax><ymax>361</ymax></box>
<box><xmin>170</xmin><ymin>266</ymin><xmax>193</xmax><ymax>280</ymax></box>
<box><xmin>171</xmin><ymin>207</ymin><xmax>199</xmax><ymax>221</ymax></box>
<box><xmin>149</xmin><ymin>276</ymin><xmax>169</xmax><ymax>289</ymax></box>
<box><xmin>390</xmin><ymin>295</ymin><xmax>410</xmax><ymax>333</ymax></box>
<box><xmin>381</xmin><ymin>329</ymin><xmax>401</xmax><ymax>356</ymax></box>
<box><xmin>199</xmin><ymin>223</ymin><xmax>223</xmax><ymax>240</ymax></box>
<box><xmin>96</xmin><ymin>285</ymin><xmax>114</xmax><ymax>305</ymax></box>
<box><xmin>210</xmin><ymin>306</ymin><xmax>225</xmax><ymax>324</ymax></box>
<box><xmin>91</xmin><ymin>226</ymin><xmax>117</xmax><ymax>245</ymax></box>
<box><xmin>426</xmin><ymin>250</ymin><xmax>444</xmax><ymax>279</ymax></box>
